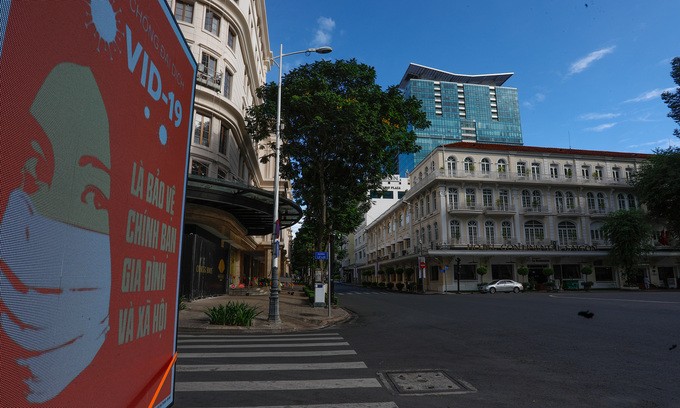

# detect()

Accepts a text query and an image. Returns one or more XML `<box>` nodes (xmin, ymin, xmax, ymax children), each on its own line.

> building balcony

<box><xmin>555</xmin><ymin>206</ymin><xmax>582</xmax><ymax>216</ymax></box>
<box><xmin>196</xmin><ymin>67</ymin><xmax>222</xmax><ymax>92</ymax></box>
<box><xmin>520</xmin><ymin>205</ymin><xmax>549</xmax><ymax>215</ymax></box>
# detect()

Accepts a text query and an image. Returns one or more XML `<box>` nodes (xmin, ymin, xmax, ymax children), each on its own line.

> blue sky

<box><xmin>265</xmin><ymin>0</ymin><xmax>680</xmax><ymax>154</ymax></box>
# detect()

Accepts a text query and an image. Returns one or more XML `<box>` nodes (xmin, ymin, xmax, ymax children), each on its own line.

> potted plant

<box><xmin>396</xmin><ymin>282</ymin><xmax>405</xmax><ymax>292</ymax></box>
<box><xmin>581</xmin><ymin>265</ymin><xmax>594</xmax><ymax>291</ymax></box>
<box><xmin>386</xmin><ymin>282</ymin><xmax>395</xmax><ymax>290</ymax></box>
<box><xmin>517</xmin><ymin>265</ymin><xmax>529</xmax><ymax>282</ymax></box>
<box><xmin>476</xmin><ymin>265</ymin><xmax>488</xmax><ymax>283</ymax></box>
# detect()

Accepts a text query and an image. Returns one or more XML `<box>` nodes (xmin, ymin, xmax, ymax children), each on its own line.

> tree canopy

<box><xmin>632</xmin><ymin>147</ymin><xmax>680</xmax><ymax>240</ymax></box>
<box><xmin>247</xmin><ymin>59</ymin><xmax>429</xmax><ymax>252</ymax></box>
<box><xmin>601</xmin><ymin>209</ymin><xmax>653</xmax><ymax>285</ymax></box>
<box><xmin>661</xmin><ymin>57</ymin><xmax>680</xmax><ymax>138</ymax></box>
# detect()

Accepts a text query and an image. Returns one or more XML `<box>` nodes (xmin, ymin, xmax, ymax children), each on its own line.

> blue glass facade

<box><xmin>399</xmin><ymin>71</ymin><xmax>523</xmax><ymax>177</ymax></box>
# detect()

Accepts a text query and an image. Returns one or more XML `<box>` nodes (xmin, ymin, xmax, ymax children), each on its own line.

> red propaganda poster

<box><xmin>0</xmin><ymin>0</ymin><xmax>196</xmax><ymax>406</ymax></box>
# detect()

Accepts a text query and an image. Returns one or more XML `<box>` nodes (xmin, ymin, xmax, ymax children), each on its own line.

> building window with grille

<box><xmin>201</xmin><ymin>52</ymin><xmax>218</xmax><ymax>77</ymax></box>
<box><xmin>517</xmin><ymin>161</ymin><xmax>526</xmax><ymax>176</ymax></box>
<box><xmin>465</xmin><ymin>188</ymin><xmax>476</xmax><ymax>208</ymax></box>
<box><xmin>558</xmin><ymin>221</ymin><xmax>578</xmax><ymax>245</ymax></box>
<box><xmin>618</xmin><ymin>193</ymin><xmax>626</xmax><ymax>210</ymax></box>
<box><xmin>532</xmin><ymin>190</ymin><xmax>542</xmax><ymax>209</ymax></box>
<box><xmin>227</xmin><ymin>28</ymin><xmax>236</xmax><ymax>49</ymax></box>
<box><xmin>450</xmin><ymin>220</ymin><xmax>461</xmax><ymax>242</ymax></box>
<box><xmin>174</xmin><ymin>1</ymin><xmax>193</xmax><ymax>23</ymax></box>
<box><xmin>501</xmin><ymin>221</ymin><xmax>512</xmax><ymax>241</ymax></box>
<box><xmin>204</xmin><ymin>9</ymin><xmax>221</xmax><ymax>35</ymax></box>
<box><xmin>482</xmin><ymin>189</ymin><xmax>493</xmax><ymax>208</ymax></box>
<box><xmin>464</xmin><ymin>157</ymin><xmax>475</xmax><ymax>173</ymax></box>
<box><xmin>193</xmin><ymin>111</ymin><xmax>211</xmax><ymax>146</ymax></box>
<box><xmin>555</xmin><ymin>191</ymin><xmax>565</xmax><ymax>212</ymax></box>
<box><xmin>587</xmin><ymin>192</ymin><xmax>596</xmax><ymax>211</ymax></box>
<box><xmin>480</xmin><ymin>158</ymin><xmax>491</xmax><ymax>174</ymax></box>
<box><xmin>597</xmin><ymin>193</ymin><xmax>607</xmax><ymax>212</ymax></box>
<box><xmin>498</xmin><ymin>189</ymin><xmax>509</xmax><ymax>210</ymax></box>
<box><xmin>191</xmin><ymin>160</ymin><xmax>209</xmax><ymax>177</ymax></box>
<box><xmin>447</xmin><ymin>156</ymin><xmax>457</xmax><ymax>176</ymax></box>
<box><xmin>219</xmin><ymin>125</ymin><xmax>229</xmax><ymax>154</ymax></box>
<box><xmin>627</xmin><ymin>194</ymin><xmax>637</xmax><ymax>209</ymax></box>
<box><xmin>497</xmin><ymin>159</ymin><xmax>507</xmax><ymax>176</ymax></box>
<box><xmin>565</xmin><ymin>191</ymin><xmax>576</xmax><ymax>210</ymax></box>
<box><xmin>223</xmin><ymin>69</ymin><xmax>233</xmax><ymax>98</ymax></box>
<box><xmin>468</xmin><ymin>220</ymin><xmax>478</xmax><ymax>245</ymax></box>
<box><xmin>524</xmin><ymin>220</ymin><xmax>544</xmax><ymax>244</ymax></box>
<box><xmin>521</xmin><ymin>189</ymin><xmax>532</xmax><ymax>208</ymax></box>
<box><xmin>448</xmin><ymin>188</ymin><xmax>459</xmax><ymax>209</ymax></box>
<box><xmin>484</xmin><ymin>220</ymin><xmax>495</xmax><ymax>245</ymax></box>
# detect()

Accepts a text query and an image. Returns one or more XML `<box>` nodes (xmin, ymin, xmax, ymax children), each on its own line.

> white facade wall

<box><xmin>362</xmin><ymin>143</ymin><xmax>680</xmax><ymax>292</ymax></box>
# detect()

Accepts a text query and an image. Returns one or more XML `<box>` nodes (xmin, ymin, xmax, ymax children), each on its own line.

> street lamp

<box><xmin>268</xmin><ymin>44</ymin><xmax>332</xmax><ymax>323</ymax></box>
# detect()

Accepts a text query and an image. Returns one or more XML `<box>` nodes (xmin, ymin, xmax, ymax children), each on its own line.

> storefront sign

<box><xmin>0</xmin><ymin>1</ymin><xmax>195</xmax><ymax>406</ymax></box>
<box><xmin>465</xmin><ymin>243</ymin><xmax>600</xmax><ymax>252</ymax></box>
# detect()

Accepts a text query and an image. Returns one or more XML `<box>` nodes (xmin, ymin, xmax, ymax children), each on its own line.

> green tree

<box><xmin>247</xmin><ymin>59</ymin><xmax>429</xmax><ymax>253</ymax></box>
<box><xmin>632</xmin><ymin>147</ymin><xmax>680</xmax><ymax>240</ymax></box>
<box><xmin>661</xmin><ymin>57</ymin><xmax>680</xmax><ymax>137</ymax></box>
<box><xmin>601</xmin><ymin>210</ymin><xmax>654</xmax><ymax>286</ymax></box>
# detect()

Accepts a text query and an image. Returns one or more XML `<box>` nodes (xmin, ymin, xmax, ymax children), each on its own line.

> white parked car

<box><xmin>479</xmin><ymin>279</ymin><xmax>523</xmax><ymax>294</ymax></box>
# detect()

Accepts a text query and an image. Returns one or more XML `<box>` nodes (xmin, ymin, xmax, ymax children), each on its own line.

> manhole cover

<box><xmin>380</xmin><ymin>370</ymin><xmax>476</xmax><ymax>396</ymax></box>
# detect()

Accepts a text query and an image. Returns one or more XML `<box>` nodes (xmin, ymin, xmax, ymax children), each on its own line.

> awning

<box><xmin>185</xmin><ymin>175</ymin><xmax>303</xmax><ymax>236</ymax></box>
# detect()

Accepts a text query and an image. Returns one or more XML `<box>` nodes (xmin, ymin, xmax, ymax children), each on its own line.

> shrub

<box><xmin>396</xmin><ymin>282</ymin><xmax>405</xmax><ymax>291</ymax></box>
<box><xmin>378</xmin><ymin>282</ymin><xmax>386</xmax><ymax>289</ymax></box>
<box><xmin>204</xmin><ymin>301</ymin><xmax>261</xmax><ymax>326</ymax></box>
<box><xmin>386</xmin><ymin>282</ymin><xmax>395</xmax><ymax>290</ymax></box>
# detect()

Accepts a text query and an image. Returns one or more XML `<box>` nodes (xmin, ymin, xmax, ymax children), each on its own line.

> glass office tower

<box><xmin>398</xmin><ymin>63</ymin><xmax>523</xmax><ymax>176</ymax></box>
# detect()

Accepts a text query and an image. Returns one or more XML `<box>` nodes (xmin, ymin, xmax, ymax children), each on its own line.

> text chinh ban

<box><xmin>118</xmin><ymin>162</ymin><xmax>177</xmax><ymax>345</ymax></box>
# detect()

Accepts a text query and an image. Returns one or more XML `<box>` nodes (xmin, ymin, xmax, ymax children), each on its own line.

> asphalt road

<box><xmin>334</xmin><ymin>284</ymin><xmax>680</xmax><ymax>408</ymax></box>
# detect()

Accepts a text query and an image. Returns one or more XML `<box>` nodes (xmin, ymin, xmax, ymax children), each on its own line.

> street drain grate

<box><xmin>379</xmin><ymin>370</ymin><xmax>476</xmax><ymax>396</ymax></box>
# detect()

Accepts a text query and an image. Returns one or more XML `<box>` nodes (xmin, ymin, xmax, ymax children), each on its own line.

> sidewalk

<box><xmin>177</xmin><ymin>285</ymin><xmax>351</xmax><ymax>333</ymax></box>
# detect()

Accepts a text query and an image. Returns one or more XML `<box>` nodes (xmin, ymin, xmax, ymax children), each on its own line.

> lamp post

<box><xmin>268</xmin><ymin>44</ymin><xmax>332</xmax><ymax>323</ymax></box>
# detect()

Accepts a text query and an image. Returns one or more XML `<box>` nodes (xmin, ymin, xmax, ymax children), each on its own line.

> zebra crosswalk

<box><xmin>174</xmin><ymin>332</ymin><xmax>398</xmax><ymax>408</ymax></box>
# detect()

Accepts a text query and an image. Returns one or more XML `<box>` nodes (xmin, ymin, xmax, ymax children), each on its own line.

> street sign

<box><xmin>315</xmin><ymin>251</ymin><xmax>329</xmax><ymax>260</ymax></box>
<box><xmin>420</xmin><ymin>261</ymin><xmax>426</xmax><ymax>269</ymax></box>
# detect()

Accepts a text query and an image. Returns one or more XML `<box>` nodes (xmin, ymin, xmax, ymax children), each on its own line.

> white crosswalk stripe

<box><xmin>174</xmin><ymin>332</ymin><xmax>397</xmax><ymax>408</ymax></box>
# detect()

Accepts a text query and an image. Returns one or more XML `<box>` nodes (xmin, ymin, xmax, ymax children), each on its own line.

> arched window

<box><xmin>565</xmin><ymin>191</ymin><xmax>576</xmax><ymax>210</ymax></box>
<box><xmin>586</xmin><ymin>192</ymin><xmax>596</xmax><ymax>211</ymax></box>
<box><xmin>590</xmin><ymin>221</ymin><xmax>605</xmax><ymax>243</ymax></box>
<box><xmin>497</xmin><ymin>159</ymin><xmax>507</xmax><ymax>175</ymax></box>
<box><xmin>464</xmin><ymin>157</ymin><xmax>475</xmax><ymax>173</ymax></box>
<box><xmin>558</xmin><ymin>221</ymin><xmax>578</xmax><ymax>245</ymax></box>
<box><xmin>627</xmin><ymin>194</ymin><xmax>637</xmax><ymax>209</ymax></box>
<box><xmin>532</xmin><ymin>190</ymin><xmax>542</xmax><ymax>209</ymax></box>
<box><xmin>433</xmin><ymin>222</ymin><xmax>439</xmax><ymax>242</ymax></box>
<box><xmin>618</xmin><ymin>193</ymin><xmax>626</xmax><ymax>210</ymax></box>
<box><xmin>447</xmin><ymin>156</ymin><xmax>457</xmax><ymax>176</ymax></box>
<box><xmin>465</xmin><ymin>188</ymin><xmax>476</xmax><ymax>208</ymax></box>
<box><xmin>524</xmin><ymin>220</ymin><xmax>544</xmax><ymax>244</ymax></box>
<box><xmin>555</xmin><ymin>191</ymin><xmax>564</xmax><ymax>212</ymax></box>
<box><xmin>498</xmin><ymin>189</ymin><xmax>510</xmax><ymax>210</ymax></box>
<box><xmin>484</xmin><ymin>220</ymin><xmax>495</xmax><ymax>245</ymax></box>
<box><xmin>501</xmin><ymin>221</ymin><xmax>512</xmax><ymax>241</ymax></box>
<box><xmin>468</xmin><ymin>220</ymin><xmax>479</xmax><ymax>245</ymax></box>
<box><xmin>521</xmin><ymin>190</ymin><xmax>532</xmax><ymax>208</ymax></box>
<box><xmin>596</xmin><ymin>193</ymin><xmax>606</xmax><ymax>212</ymax></box>
<box><xmin>481</xmin><ymin>158</ymin><xmax>491</xmax><ymax>174</ymax></box>
<box><xmin>448</xmin><ymin>188</ymin><xmax>459</xmax><ymax>209</ymax></box>
<box><xmin>450</xmin><ymin>220</ymin><xmax>461</xmax><ymax>242</ymax></box>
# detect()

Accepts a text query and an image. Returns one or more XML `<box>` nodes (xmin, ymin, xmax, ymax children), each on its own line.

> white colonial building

<box><xmin>168</xmin><ymin>0</ymin><xmax>301</xmax><ymax>298</ymax></box>
<box><xmin>359</xmin><ymin>142</ymin><xmax>679</xmax><ymax>291</ymax></box>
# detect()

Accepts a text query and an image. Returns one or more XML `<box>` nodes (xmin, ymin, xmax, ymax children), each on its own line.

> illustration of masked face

<box><xmin>0</xmin><ymin>62</ymin><xmax>111</xmax><ymax>403</ymax></box>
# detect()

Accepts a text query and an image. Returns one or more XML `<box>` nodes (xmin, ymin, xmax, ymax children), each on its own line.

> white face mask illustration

<box><xmin>0</xmin><ymin>62</ymin><xmax>111</xmax><ymax>403</ymax></box>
